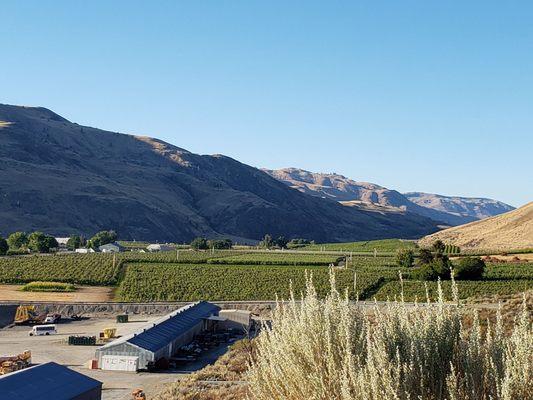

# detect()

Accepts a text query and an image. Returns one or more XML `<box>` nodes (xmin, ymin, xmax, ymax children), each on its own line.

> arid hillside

<box><xmin>418</xmin><ymin>202</ymin><xmax>533</xmax><ymax>251</ymax></box>
<box><xmin>0</xmin><ymin>104</ymin><xmax>440</xmax><ymax>242</ymax></box>
<box><xmin>264</xmin><ymin>168</ymin><xmax>513</xmax><ymax>226</ymax></box>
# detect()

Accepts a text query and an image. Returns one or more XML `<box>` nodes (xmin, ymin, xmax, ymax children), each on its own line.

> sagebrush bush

<box><xmin>248</xmin><ymin>272</ymin><xmax>532</xmax><ymax>400</ymax></box>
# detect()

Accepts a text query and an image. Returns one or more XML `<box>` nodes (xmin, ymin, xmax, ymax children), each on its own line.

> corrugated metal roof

<box><xmin>0</xmin><ymin>362</ymin><xmax>102</xmax><ymax>400</ymax></box>
<box><xmin>128</xmin><ymin>301</ymin><xmax>220</xmax><ymax>352</ymax></box>
<box><xmin>99</xmin><ymin>301</ymin><xmax>220</xmax><ymax>354</ymax></box>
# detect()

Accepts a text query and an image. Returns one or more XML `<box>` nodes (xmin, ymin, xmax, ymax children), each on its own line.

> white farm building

<box><xmin>146</xmin><ymin>243</ymin><xmax>174</xmax><ymax>252</ymax></box>
<box><xmin>95</xmin><ymin>302</ymin><xmax>220</xmax><ymax>371</ymax></box>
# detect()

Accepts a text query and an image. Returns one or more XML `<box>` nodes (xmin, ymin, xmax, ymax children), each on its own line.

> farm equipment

<box><xmin>132</xmin><ymin>388</ymin><xmax>146</xmax><ymax>400</ymax></box>
<box><xmin>116</xmin><ymin>314</ymin><xmax>129</xmax><ymax>323</ymax></box>
<box><xmin>68</xmin><ymin>336</ymin><xmax>97</xmax><ymax>346</ymax></box>
<box><xmin>102</xmin><ymin>328</ymin><xmax>117</xmax><ymax>339</ymax></box>
<box><xmin>44</xmin><ymin>313</ymin><xmax>61</xmax><ymax>323</ymax></box>
<box><xmin>14</xmin><ymin>306</ymin><xmax>45</xmax><ymax>325</ymax></box>
<box><xmin>98</xmin><ymin>327</ymin><xmax>117</xmax><ymax>343</ymax></box>
<box><xmin>0</xmin><ymin>350</ymin><xmax>31</xmax><ymax>375</ymax></box>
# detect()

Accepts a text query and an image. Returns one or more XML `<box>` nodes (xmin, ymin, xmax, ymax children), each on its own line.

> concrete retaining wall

<box><xmin>0</xmin><ymin>301</ymin><xmax>274</xmax><ymax>318</ymax></box>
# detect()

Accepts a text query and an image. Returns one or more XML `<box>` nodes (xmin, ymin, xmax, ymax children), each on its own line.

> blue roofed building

<box><xmin>95</xmin><ymin>301</ymin><xmax>221</xmax><ymax>371</ymax></box>
<box><xmin>0</xmin><ymin>362</ymin><xmax>102</xmax><ymax>400</ymax></box>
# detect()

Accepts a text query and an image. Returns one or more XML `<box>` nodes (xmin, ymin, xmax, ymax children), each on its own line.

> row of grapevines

<box><xmin>0</xmin><ymin>254</ymin><xmax>121</xmax><ymax>285</ymax></box>
<box><xmin>207</xmin><ymin>253</ymin><xmax>343</xmax><ymax>266</ymax></box>
<box><xmin>373</xmin><ymin>279</ymin><xmax>533</xmax><ymax>302</ymax></box>
<box><xmin>117</xmin><ymin>263</ymin><xmax>385</xmax><ymax>302</ymax></box>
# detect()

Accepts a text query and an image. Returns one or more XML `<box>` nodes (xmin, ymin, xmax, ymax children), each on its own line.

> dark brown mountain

<box><xmin>0</xmin><ymin>104</ymin><xmax>440</xmax><ymax>242</ymax></box>
<box><xmin>264</xmin><ymin>168</ymin><xmax>514</xmax><ymax>226</ymax></box>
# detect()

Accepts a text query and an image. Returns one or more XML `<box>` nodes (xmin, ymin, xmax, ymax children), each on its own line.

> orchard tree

<box><xmin>418</xmin><ymin>248</ymin><xmax>434</xmax><ymax>265</ymax></box>
<box><xmin>455</xmin><ymin>257</ymin><xmax>485</xmax><ymax>280</ymax></box>
<box><xmin>208</xmin><ymin>238</ymin><xmax>233</xmax><ymax>250</ymax></box>
<box><xmin>0</xmin><ymin>236</ymin><xmax>8</xmax><ymax>256</ymax></box>
<box><xmin>67</xmin><ymin>235</ymin><xmax>85</xmax><ymax>250</ymax></box>
<box><xmin>190</xmin><ymin>237</ymin><xmax>209</xmax><ymax>250</ymax></box>
<box><xmin>259</xmin><ymin>234</ymin><xmax>274</xmax><ymax>249</ymax></box>
<box><xmin>432</xmin><ymin>240</ymin><xmax>446</xmax><ymax>255</ymax></box>
<box><xmin>396</xmin><ymin>249</ymin><xmax>414</xmax><ymax>268</ymax></box>
<box><xmin>28</xmin><ymin>232</ymin><xmax>57</xmax><ymax>253</ymax></box>
<box><xmin>7</xmin><ymin>232</ymin><xmax>28</xmax><ymax>250</ymax></box>
<box><xmin>275</xmin><ymin>236</ymin><xmax>289</xmax><ymax>249</ymax></box>
<box><xmin>88</xmin><ymin>230</ymin><xmax>117</xmax><ymax>250</ymax></box>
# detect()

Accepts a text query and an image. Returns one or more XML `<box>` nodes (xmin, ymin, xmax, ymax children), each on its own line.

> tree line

<box><xmin>0</xmin><ymin>230</ymin><xmax>118</xmax><ymax>256</ymax></box>
<box><xmin>396</xmin><ymin>240</ymin><xmax>486</xmax><ymax>281</ymax></box>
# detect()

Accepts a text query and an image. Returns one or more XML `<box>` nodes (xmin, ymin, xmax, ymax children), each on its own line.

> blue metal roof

<box><xmin>127</xmin><ymin>301</ymin><xmax>220</xmax><ymax>353</ymax></box>
<box><xmin>0</xmin><ymin>362</ymin><xmax>102</xmax><ymax>400</ymax></box>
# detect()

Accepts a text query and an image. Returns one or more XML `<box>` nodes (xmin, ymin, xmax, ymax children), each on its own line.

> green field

<box><xmin>0</xmin><ymin>254</ymin><xmax>121</xmax><ymax>285</ymax></box>
<box><xmin>301</xmin><ymin>239</ymin><xmax>417</xmax><ymax>253</ymax></box>
<box><xmin>117</xmin><ymin>263</ymin><xmax>384</xmax><ymax>301</ymax></box>
<box><xmin>0</xmin><ymin>247</ymin><xmax>531</xmax><ymax>302</ymax></box>
<box><xmin>373</xmin><ymin>279</ymin><xmax>533</xmax><ymax>302</ymax></box>
<box><xmin>207</xmin><ymin>252</ymin><xmax>343</xmax><ymax>266</ymax></box>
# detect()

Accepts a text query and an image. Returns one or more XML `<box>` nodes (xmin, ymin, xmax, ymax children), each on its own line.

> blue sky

<box><xmin>1</xmin><ymin>1</ymin><xmax>532</xmax><ymax>207</ymax></box>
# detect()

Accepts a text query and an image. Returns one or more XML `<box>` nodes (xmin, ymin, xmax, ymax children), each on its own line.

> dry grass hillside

<box><xmin>0</xmin><ymin>104</ymin><xmax>440</xmax><ymax>242</ymax></box>
<box><xmin>263</xmin><ymin>168</ymin><xmax>513</xmax><ymax>226</ymax></box>
<box><xmin>419</xmin><ymin>202</ymin><xmax>533</xmax><ymax>251</ymax></box>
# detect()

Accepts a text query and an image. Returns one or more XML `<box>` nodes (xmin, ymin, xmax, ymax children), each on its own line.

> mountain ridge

<box><xmin>0</xmin><ymin>104</ymin><xmax>440</xmax><ymax>242</ymax></box>
<box><xmin>263</xmin><ymin>168</ymin><xmax>514</xmax><ymax>226</ymax></box>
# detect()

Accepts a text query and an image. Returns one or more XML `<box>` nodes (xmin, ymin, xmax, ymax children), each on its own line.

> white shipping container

<box><xmin>101</xmin><ymin>355</ymin><xmax>139</xmax><ymax>372</ymax></box>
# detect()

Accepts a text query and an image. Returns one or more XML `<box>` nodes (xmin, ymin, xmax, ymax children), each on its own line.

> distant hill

<box><xmin>264</xmin><ymin>168</ymin><xmax>514</xmax><ymax>226</ymax></box>
<box><xmin>418</xmin><ymin>202</ymin><xmax>533</xmax><ymax>251</ymax></box>
<box><xmin>404</xmin><ymin>192</ymin><xmax>515</xmax><ymax>221</ymax></box>
<box><xmin>0</xmin><ymin>104</ymin><xmax>441</xmax><ymax>242</ymax></box>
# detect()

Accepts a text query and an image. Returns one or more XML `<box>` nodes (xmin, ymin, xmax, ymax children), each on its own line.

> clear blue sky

<box><xmin>1</xmin><ymin>1</ymin><xmax>532</xmax><ymax>207</ymax></box>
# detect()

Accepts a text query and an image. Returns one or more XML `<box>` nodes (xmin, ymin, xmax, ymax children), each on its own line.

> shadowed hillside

<box><xmin>0</xmin><ymin>104</ymin><xmax>440</xmax><ymax>242</ymax></box>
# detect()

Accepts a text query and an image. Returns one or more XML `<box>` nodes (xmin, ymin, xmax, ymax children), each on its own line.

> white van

<box><xmin>29</xmin><ymin>324</ymin><xmax>57</xmax><ymax>336</ymax></box>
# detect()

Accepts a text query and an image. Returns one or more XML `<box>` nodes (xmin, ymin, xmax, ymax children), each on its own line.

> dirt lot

<box><xmin>0</xmin><ymin>316</ymin><xmax>187</xmax><ymax>400</ymax></box>
<box><xmin>0</xmin><ymin>285</ymin><xmax>114</xmax><ymax>302</ymax></box>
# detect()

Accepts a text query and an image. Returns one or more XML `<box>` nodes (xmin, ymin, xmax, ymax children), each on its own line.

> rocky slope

<box><xmin>418</xmin><ymin>202</ymin><xmax>533</xmax><ymax>251</ymax></box>
<box><xmin>264</xmin><ymin>168</ymin><xmax>513</xmax><ymax>226</ymax></box>
<box><xmin>0</xmin><ymin>104</ymin><xmax>440</xmax><ymax>242</ymax></box>
<box><xmin>404</xmin><ymin>192</ymin><xmax>514</xmax><ymax>221</ymax></box>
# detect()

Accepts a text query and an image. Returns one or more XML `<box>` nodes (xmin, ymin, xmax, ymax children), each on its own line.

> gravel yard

<box><xmin>0</xmin><ymin>316</ymin><xmax>186</xmax><ymax>400</ymax></box>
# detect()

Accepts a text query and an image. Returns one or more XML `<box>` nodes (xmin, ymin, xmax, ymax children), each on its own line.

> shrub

<box><xmin>21</xmin><ymin>281</ymin><xmax>76</xmax><ymax>292</ymax></box>
<box><xmin>248</xmin><ymin>275</ymin><xmax>532</xmax><ymax>400</ymax></box>
<box><xmin>396</xmin><ymin>249</ymin><xmax>414</xmax><ymax>268</ymax></box>
<box><xmin>455</xmin><ymin>256</ymin><xmax>485</xmax><ymax>280</ymax></box>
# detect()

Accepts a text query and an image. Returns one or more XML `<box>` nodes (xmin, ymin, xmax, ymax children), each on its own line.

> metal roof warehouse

<box><xmin>0</xmin><ymin>362</ymin><xmax>102</xmax><ymax>400</ymax></box>
<box><xmin>95</xmin><ymin>301</ymin><xmax>221</xmax><ymax>371</ymax></box>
